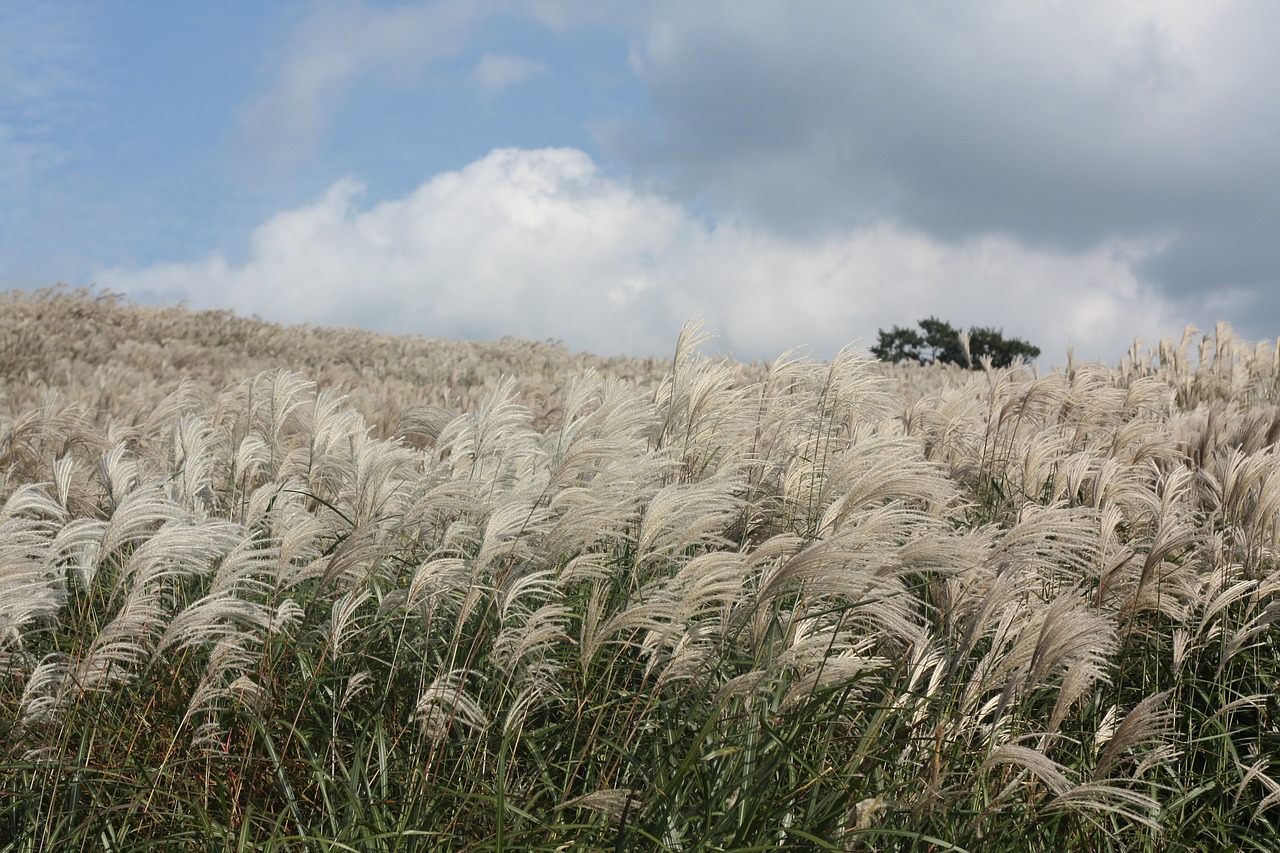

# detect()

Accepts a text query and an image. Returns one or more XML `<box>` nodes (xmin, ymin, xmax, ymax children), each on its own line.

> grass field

<box><xmin>2</xmin><ymin>287</ymin><xmax>1279</xmax><ymax>850</ymax></box>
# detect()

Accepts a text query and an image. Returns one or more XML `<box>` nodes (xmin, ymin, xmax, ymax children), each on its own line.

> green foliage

<box><xmin>872</xmin><ymin>316</ymin><xmax>1040</xmax><ymax>368</ymax></box>
<box><xmin>867</xmin><ymin>324</ymin><xmax>927</xmax><ymax>366</ymax></box>
<box><xmin>967</xmin><ymin>324</ymin><xmax>1041</xmax><ymax>368</ymax></box>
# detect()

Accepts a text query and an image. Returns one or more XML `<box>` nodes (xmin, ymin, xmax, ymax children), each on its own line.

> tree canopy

<box><xmin>871</xmin><ymin>317</ymin><xmax>1040</xmax><ymax>369</ymax></box>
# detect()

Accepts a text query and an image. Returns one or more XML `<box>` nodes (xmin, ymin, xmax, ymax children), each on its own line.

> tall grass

<box><xmin>2</xmin><ymin>291</ymin><xmax>1280</xmax><ymax>850</ymax></box>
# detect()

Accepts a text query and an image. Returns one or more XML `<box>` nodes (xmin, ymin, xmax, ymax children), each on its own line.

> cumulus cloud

<box><xmin>606</xmin><ymin>1</ymin><xmax>1280</xmax><ymax>340</ymax></box>
<box><xmin>99</xmin><ymin>147</ymin><xmax>1185</xmax><ymax>362</ymax></box>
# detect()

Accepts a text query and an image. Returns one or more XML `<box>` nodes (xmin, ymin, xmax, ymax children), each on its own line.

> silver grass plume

<box><xmin>51</xmin><ymin>516</ymin><xmax>108</xmax><ymax>595</ymax></box>
<box><xmin>981</xmin><ymin>741</ymin><xmax>1075</xmax><ymax>799</ymax></box>
<box><xmin>1093</xmin><ymin>692</ymin><xmax>1176</xmax><ymax>780</ymax></box>
<box><xmin>98</xmin><ymin>443</ymin><xmax>142</xmax><ymax>510</ymax></box>
<box><xmin>164</xmin><ymin>413</ymin><xmax>222</xmax><ymax>515</ymax></box>
<box><xmin>97</xmin><ymin>481</ymin><xmax>184</xmax><ymax>570</ymax></box>
<box><xmin>434</xmin><ymin>378</ymin><xmax>539</xmax><ymax>487</ymax></box>
<box><xmin>1238</xmin><ymin>758</ymin><xmax>1280</xmax><ymax>818</ymax></box>
<box><xmin>638</xmin><ymin>551</ymin><xmax>750</xmax><ymax>685</ymax></box>
<box><xmin>62</xmin><ymin>520</ymin><xmax>240</xmax><ymax>695</ymax></box>
<box><xmin>492</xmin><ymin>599</ymin><xmax>571</xmax><ymax>681</ymax></box>
<box><xmin>155</xmin><ymin>534</ymin><xmax>285</xmax><ymax>656</ymax></box>
<box><xmin>136</xmin><ymin>376</ymin><xmax>210</xmax><ymax>433</ymax></box>
<box><xmin>326</xmin><ymin>588</ymin><xmax>373</xmax><ymax>655</ymax></box>
<box><xmin>635</xmin><ymin>470</ymin><xmax>743</xmax><ymax>570</ymax></box>
<box><xmin>557</xmin><ymin>788</ymin><xmax>641</xmax><ymax>822</ymax></box>
<box><xmin>407</xmin><ymin>557</ymin><xmax>473</xmax><ymax>616</ymax></box>
<box><xmin>1111</xmin><ymin>466</ymin><xmax>1200</xmax><ymax>619</ymax></box>
<box><xmin>1046</xmin><ymin>782</ymin><xmax>1162</xmax><ymax>832</ymax></box>
<box><xmin>51</xmin><ymin>455</ymin><xmax>75</xmax><ymax>510</ymax></box>
<box><xmin>0</xmin><ymin>485</ymin><xmax>67</xmax><ymax>664</ymax></box>
<box><xmin>812</xmin><ymin>433</ymin><xmax>954</xmax><ymax>535</ymax></box>
<box><xmin>227</xmin><ymin>370</ymin><xmax>315</xmax><ymax>454</ymax></box>
<box><xmin>182</xmin><ymin>637</ymin><xmax>261</xmax><ymax>751</ymax></box>
<box><xmin>276</xmin><ymin>386</ymin><xmax>366</xmax><ymax>498</ymax></box>
<box><xmin>16</xmin><ymin>654</ymin><xmax>70</xmax><ymax>730</ymax></box>
<box><xmin>415</xmin><ymin>668</ymin><xmax>489</xmax><ymax>742</ymax></box>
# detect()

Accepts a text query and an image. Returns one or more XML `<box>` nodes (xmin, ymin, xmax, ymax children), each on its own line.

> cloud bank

<box><xmin>100</xmin><ymin>147</ymin><xmax>1182</xmax><ymax>362</ymax></box>
<box><xmin>609</xmin><ymin>1</ymin><xmax>1280</xmax><ymax>336</ymax></box>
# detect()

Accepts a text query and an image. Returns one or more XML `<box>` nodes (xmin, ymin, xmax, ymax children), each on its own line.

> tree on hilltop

<box><xmin>872</xmin><ymin>317</ymin><xmax>1039</xmax><ymax>369</ymax></box>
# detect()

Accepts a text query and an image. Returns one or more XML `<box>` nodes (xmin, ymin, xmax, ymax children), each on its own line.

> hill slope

<box><xmin>0</xmin><ymin>287</ymin><xmax>690</xmax><ymax>432</ymax></box>
<box><xmin>2</xmin><ymin>286</ymin><xmax>1280</xmax><ymax>849</ymax></box>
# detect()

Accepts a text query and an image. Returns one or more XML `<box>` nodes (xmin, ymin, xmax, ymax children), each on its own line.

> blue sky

<box><xmin>3</xmin><ymin>1</ymin><xmax>1277</xmax><ymax>362</ymax></box>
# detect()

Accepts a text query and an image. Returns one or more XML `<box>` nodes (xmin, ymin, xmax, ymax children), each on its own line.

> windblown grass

<box><xmin>2</xmin><ymin>289</ymin><xmax>1280</xmax><ymax>850</ymax></box>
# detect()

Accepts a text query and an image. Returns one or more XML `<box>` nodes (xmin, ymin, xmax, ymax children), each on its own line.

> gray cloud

<box><xmin>604</xmin><ymin>1</ymin><xmax>1280</xmax><ymax>333</ymax></box>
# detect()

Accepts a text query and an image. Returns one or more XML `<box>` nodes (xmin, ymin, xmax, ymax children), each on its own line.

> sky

<box><xmin>2</xmin><ymin>1</ymin><xmax>1277</xmax><ymax>364</ymax></box>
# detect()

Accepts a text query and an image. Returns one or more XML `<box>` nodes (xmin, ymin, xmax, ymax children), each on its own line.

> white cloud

<box><xmin>99</xmin><ymin>147</ymin><xmax>1185</xmax><ymax>363</ymax></box>
<box><xmin>473</xmin><ymin>52</ymin><xmax>547</xmax><ymax>92</ymax></box>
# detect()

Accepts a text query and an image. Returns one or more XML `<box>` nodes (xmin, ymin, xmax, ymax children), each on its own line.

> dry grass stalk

<box><xmin>5</xmin><ymin>290</ymin><xmax>1280</xmax><ymax>848</ymax></box>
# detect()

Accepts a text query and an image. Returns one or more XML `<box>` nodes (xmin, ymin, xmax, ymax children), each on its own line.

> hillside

<box><xmin>0</xmin><ymin>287</ymin><xmax>699</xmax><ymax>431</ymax></box>
<box><xmin>3</xmin><ymin>287</ymin><xmax>1280</xmax><ymax>850</ymax></box>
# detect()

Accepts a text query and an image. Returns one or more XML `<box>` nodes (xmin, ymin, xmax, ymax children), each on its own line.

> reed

<box><xmin>2</xmin><ymin>289</ymin><xmax>1279</xmax><ymax>850</ymax></box>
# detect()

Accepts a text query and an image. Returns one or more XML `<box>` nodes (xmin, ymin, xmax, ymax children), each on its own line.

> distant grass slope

<box><xmin>0</xmin><ymin>286</ymin><xmax>686</xmax><ymax>432</ymax></box>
